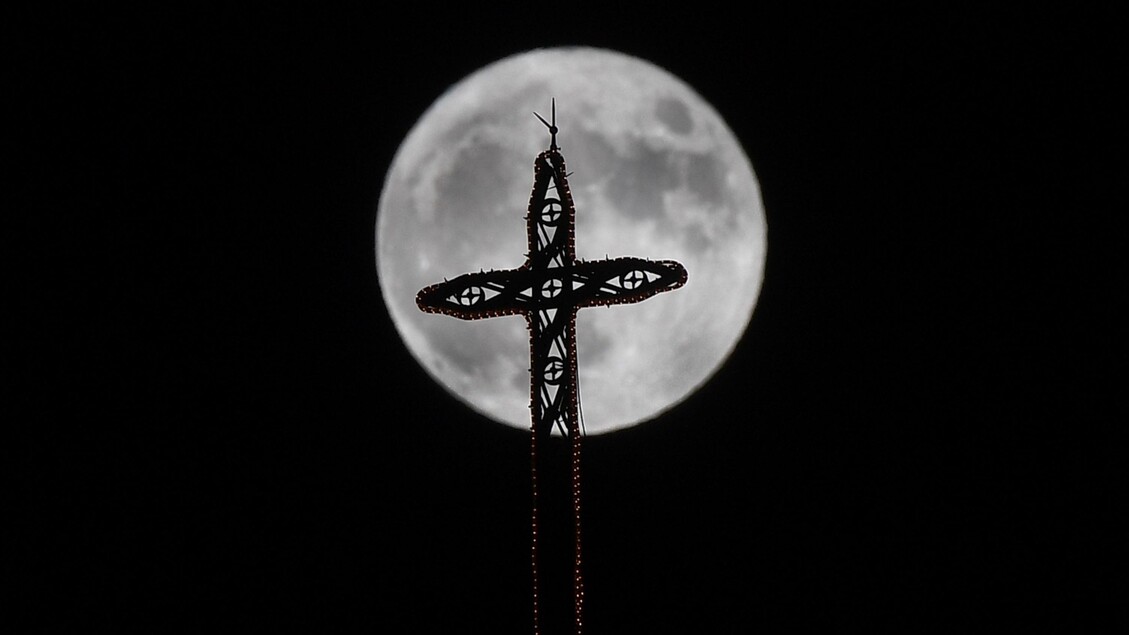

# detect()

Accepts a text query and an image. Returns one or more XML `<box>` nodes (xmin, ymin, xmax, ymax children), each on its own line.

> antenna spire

<box><xmin>533</xmin><ymin>98</ymin><xmax>559</xmax><ymax>151</ymax></box>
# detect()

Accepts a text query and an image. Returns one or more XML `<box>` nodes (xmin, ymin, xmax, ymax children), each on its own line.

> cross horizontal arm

<box><xmin>570</xmin><ymin>257</ymin><xmax>688</xmax><ymax>309</ymax></box>
<box><xmin>416</xmin><ymin>267</ymin><xmax>535</xmax><ymax>320</ymax></box>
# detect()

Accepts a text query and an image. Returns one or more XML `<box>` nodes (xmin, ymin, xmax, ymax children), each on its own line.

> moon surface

<box><xmin>376</xmin><ymin>47</ymin><xmax>766</xmax><ymax>435</ymax></box>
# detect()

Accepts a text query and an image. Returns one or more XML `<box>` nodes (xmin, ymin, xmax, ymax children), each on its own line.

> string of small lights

<box><xmin>528</xmin><ymin>342</ymin><xmax>541</xmax><ymax>635</ymax></box>
<box><xmin>566</xmin><ymin>310</ymin><xmax>585</xmax><ymax>633</ymax></box>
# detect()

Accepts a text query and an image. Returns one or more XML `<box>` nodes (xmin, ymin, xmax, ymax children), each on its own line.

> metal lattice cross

<box><xmin>416</xmin><ymin>102</ymin><xmax>687</xmax><ymax>635</ymax></box>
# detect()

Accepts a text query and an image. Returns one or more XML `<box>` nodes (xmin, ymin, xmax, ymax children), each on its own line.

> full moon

<box><xmin>377</xmin><ymin>48</ymin><xmax>766</xmax><ymax>435</ymax></box>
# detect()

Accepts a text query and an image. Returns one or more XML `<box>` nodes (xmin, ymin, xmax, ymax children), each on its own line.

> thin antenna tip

<box><xmin>536</xmin><ymin>101</ymin><xmax>560</xmax><ymax>150</ymax></box>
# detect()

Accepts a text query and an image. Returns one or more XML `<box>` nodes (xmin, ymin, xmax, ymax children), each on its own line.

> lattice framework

<box><xmin>417</xmin><ymin>105</ymin><xmax>687</xmax><ymax>635</ymax></box>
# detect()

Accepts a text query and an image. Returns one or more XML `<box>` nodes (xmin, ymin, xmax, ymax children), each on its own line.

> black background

<box><xmin>12</xmin><ymin>5</ymin><xmax>1118</xmax><ymax>633</ymax></box>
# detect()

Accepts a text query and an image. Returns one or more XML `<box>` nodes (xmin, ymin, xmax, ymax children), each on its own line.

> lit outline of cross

<box><xmin>416</xmin><ymin>109</ymin><xmax>687</xmax><ymax>635</ymax></box>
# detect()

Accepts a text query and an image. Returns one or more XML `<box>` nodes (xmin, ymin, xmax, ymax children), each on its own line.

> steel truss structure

<box><xmin>416</xmin><ymin>104</ymin><xmax>687</xmax><ymax>635</ymax></box>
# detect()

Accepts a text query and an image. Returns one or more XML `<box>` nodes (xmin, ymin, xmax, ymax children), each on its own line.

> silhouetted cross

<box><xmin>416</xmin><ymin>102</ymin><xmax>687</xmax><ymax>635</ymax></box>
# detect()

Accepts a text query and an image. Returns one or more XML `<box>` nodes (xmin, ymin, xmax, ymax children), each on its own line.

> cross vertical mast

<box><xmin>526</xmin><ymin>106</ymin><xmax>583</xmax><ymax>629</ymax></box>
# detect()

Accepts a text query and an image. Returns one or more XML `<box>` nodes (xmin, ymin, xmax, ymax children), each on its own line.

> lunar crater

<box><xmin>655</xmin><ymin>97</ymin><xmax>693</xmax><ymax>135</ymax></box>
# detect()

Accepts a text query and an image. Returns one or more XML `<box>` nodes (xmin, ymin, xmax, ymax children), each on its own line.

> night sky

<box><xmin>13</xmin><ymin>6</ymin><xmax>1116</xmax><ymax>633</ymax></box>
